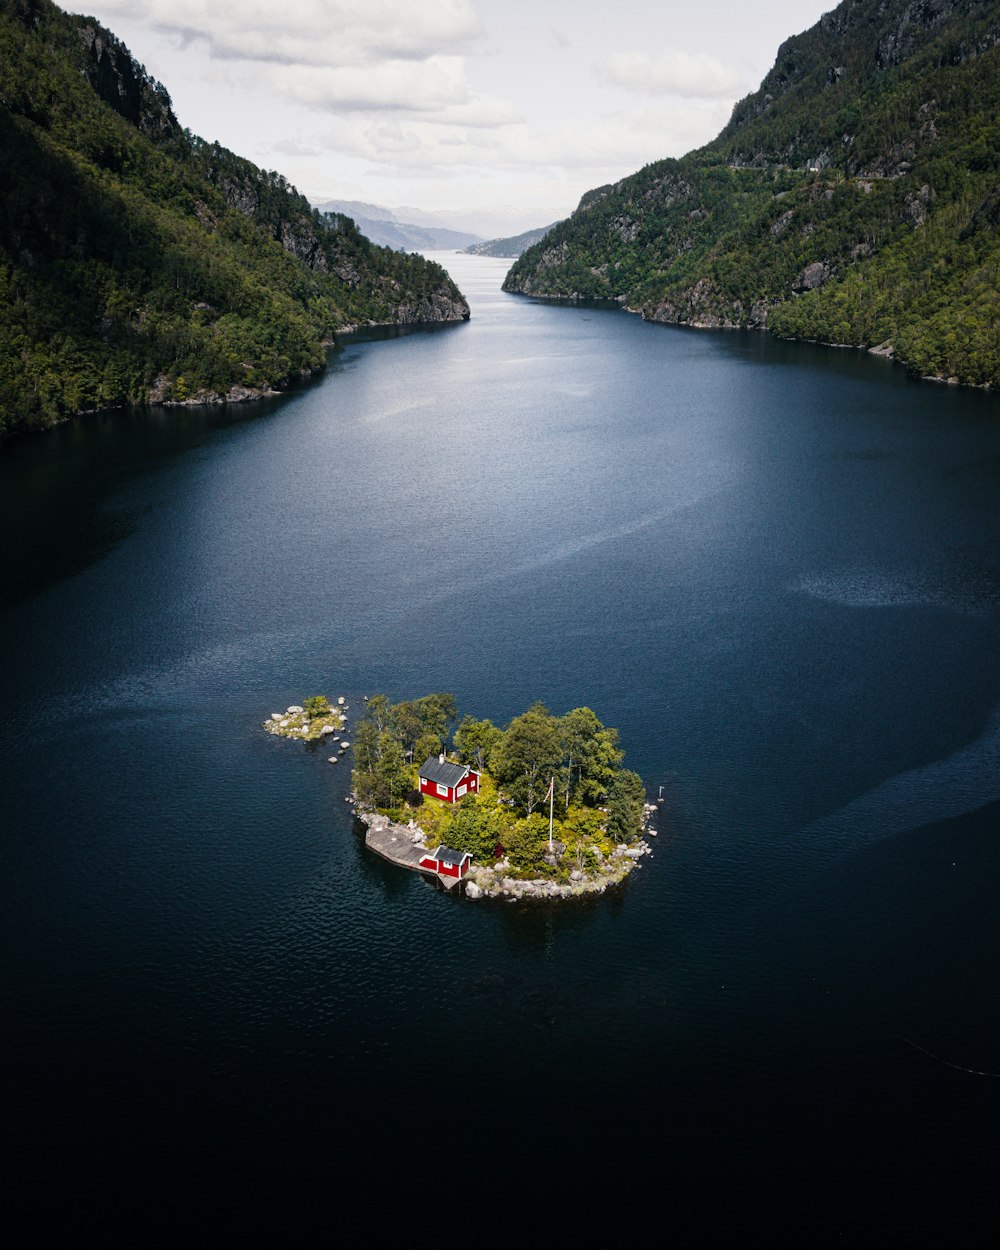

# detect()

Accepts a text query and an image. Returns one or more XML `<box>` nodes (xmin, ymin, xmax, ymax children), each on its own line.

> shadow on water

<box><xmin>521</xmin><ymin>293</ymin><xmax>626</xmax><ymax>312</ymax></box>
<box><xmin>0</xmin><ymin>330</ymin><xmax>443</xmax><ymax>609</ymax></box>
<box><xmin>349</xmin><ymin>814</ymin><xmax>427</xmax><ymax>900</ymax></box>
<box><xmin>336</xmin><ymin>319</ymin><xmax>468</xmax><ymax>347</ymax></box>
<box><xmin>0</xmin><ymin>392</ymin><xmax>306</xmax><ymax>607</ymax></box>
<box><xmin>0</xmin><ymin>319</ymin><xmax>476</xmax><ymax>611</ymax></box>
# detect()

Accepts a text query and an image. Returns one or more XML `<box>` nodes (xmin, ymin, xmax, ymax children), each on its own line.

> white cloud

<box><xmin>268</xmin><ymin>56</ymin><xmax>471</xmax><ymax>113</ymax></box>
<box><xmin>501</xmin><ymin>101</ymin><xmax>733</xmax><ymax>172</ymax></box>
<box><xmin>263</xmin><ymin>56</ymin><xmax>519</xmax><ymax>124</ymax></box>
<box><xmin>319</xmin><ymin>99</ymin><xmax>730</xmax><ymax>181</ymax></box>
<box><xmin>83</xmin><ymin>0</ymin><xmax>790</xmax><ymax>221</ymax></box>
<box><xmin>92</xmin><ymin>0</ymin><xmax>482</xmax><ymax>68</ymax></box>
<box><xmin>269</xmin><ymin>136</ymin><xmax>328</xmax><ymax>158</ymax></box>
<box><xmin>596</xmin><ymin>49</ymin><xmax>747</xmax><ymax>99</ymax></box>
<box><xmin>421</xmin><ymin>97</ymin><xmax>523</xmax><ymax>129</ymax></box>
<box><xmin>91</xmin><ymin>1</ymin><xmax>517</xmax><ymax>124</ymax></box>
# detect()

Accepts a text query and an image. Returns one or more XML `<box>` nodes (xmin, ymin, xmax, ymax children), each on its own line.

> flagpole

<box><xmin>548</xmin><ymin>774</ymin><xmax>554</xmax><ymax>853</ymax></box>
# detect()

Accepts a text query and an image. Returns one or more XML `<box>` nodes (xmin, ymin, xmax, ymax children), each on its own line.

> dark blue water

<box><xmin>4</xmin><ymin>255</ymin><xmax>1000</xmax><ymax>1241</ymax></box>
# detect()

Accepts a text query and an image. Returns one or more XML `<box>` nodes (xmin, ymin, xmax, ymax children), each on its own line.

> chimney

<box><xmin>439</xmin><ymin>752</ymin><xmax>445</xmax><ymax>764</ymax></box>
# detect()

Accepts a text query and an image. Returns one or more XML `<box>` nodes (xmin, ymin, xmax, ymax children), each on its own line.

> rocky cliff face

<box><xmin>719</xmin><ymin>0</ymin><xmax>999</xmax><ymax>166</ymax></box>
<box><xmin>190</xmin><ymin>144</ymin><xmax>470</xmax><ymax>322</ymax></box>
<box><xmin>75</xmin><ymin>22</ymin><xmax>183</xmax><ymax>147</ymax></box>
<box><xmin>389</xmin><ymin>290</ymin><xmax>471</xmax><ymax>324</ymax></box>
<box><xmin>645</xmin><ymin>278</ymin><xmax>770</xmax><ymax>331</ymax></box>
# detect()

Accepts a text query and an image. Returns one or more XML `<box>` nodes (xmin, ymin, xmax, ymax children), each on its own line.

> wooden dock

<box><xmin>363</xmin><ymin>818</ymin><xmax>463</xmax><ymax>889</ymax></box>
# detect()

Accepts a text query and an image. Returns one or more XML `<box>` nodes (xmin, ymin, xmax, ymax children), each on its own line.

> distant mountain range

<box><xmin>309</xmin><ymin>199</ymin><xmax>560</xmax><ymax>253</ymax></box>
<box><xmin>506</xmin><ymin>0</ymin><xmax>1000</xmax><ymax>389</ymax></box>
<box><xmin>311</xmin><ymin>200</ymin><xmax>483</xmax><ymax>252</ymax></box>
<box><xmin>462</xmin><ymin>223</ymin><xmax>560</xmax><ymax>258</ymax></box>
<box><xmin>391</xmin><ymin>203</ymin><xmax>551</xmax><ymax>241</ymax></box>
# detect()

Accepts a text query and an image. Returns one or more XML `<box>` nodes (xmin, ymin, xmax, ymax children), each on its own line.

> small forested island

<box><xmin>264</xmin><ymin>691</ymin><xmax>652</xmax><ymax>899</ymax></box>
<box><xmin>350</xmin><ymin>693</ymin><xmax>652</xmax><ymax>900</ymax></box>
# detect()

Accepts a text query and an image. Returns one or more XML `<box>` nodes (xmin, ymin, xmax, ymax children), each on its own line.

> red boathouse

<box><xmin>418</xmin><ymin>755</ymin><xmax>480</xmax><ymax>804</ymax></box>
<box><xmin>418</xmin><ymin>845</ymin><xmax>473</xmax><ymax>880</ymax></box>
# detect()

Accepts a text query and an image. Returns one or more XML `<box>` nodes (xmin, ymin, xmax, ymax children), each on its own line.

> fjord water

<box><xmin>4</xmin><ymin>254</ymin><xmax>1000</xmax><ymax>1238</ymax></box>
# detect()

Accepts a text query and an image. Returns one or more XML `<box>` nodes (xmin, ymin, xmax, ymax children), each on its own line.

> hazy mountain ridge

<box><xmin>0</xmin><ymin>0</ymin><xmax>469</xmax><ymax>440</ymax></box>
<box><xmin>312</xmin><ymin>199</ymin><xmax>482</xmax><ymax>251</ymax></box>
<box><xmin>394</xmin><ymin>203</ymin><xmax>546</xmax><ymax>239</ymax></box>
<box><xmin>505</xmin><ymin>0</ymin><xmax>1000</xmax><ymax>388</ymax></box>
<box><xmin>461</xmin><ymin>222</ymin><xmax>560</xmax><ymax>258</ymax></box>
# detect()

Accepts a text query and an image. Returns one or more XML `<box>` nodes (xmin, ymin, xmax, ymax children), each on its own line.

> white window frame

<box><xmin>437</xmin><ymin>783</ymin><xmax>449</xmax><ymax>797</ymax></box>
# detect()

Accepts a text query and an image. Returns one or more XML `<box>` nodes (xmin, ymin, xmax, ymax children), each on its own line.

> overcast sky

<box><xmin>84</xmin><ymin>0</ymin><xmax>834</xmax><ymax>230</ymax></box>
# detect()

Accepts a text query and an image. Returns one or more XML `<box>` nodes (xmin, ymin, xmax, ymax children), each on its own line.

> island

<box><xmin>264</xmin><ymin>691</ymin><xmax>654</xmax><ymax>899</ymax></box>
<box><xmin>264</xmin><ymin>695</ymin><xmax>351</xmax><ymax>758</ymax></box>
<box><xmin>265</xmin><ymin>695</ymin><xmax>650</xmax><ymax>900</ymax></box>
<box><xmin>350</xmin><ymin>693</ymin><xmax>653</xmax><ymax>900</ymax></box>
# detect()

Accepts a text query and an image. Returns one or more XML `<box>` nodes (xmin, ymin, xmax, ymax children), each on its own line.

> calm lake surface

<box><xmin>4</xmin><ymin>254</ymin><xmax>1000</xmax><ymax>1239</ymax></box>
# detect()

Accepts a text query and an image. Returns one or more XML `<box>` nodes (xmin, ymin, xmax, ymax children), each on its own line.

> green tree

<box><xmin>413</xmin><ymin>732</ymin><xmax>443</xmax><ymax>767</ymax></box>
<box><xmin>394</xmin><ymin>693</ymin><xmax>457</xmax><ymax>760</ymax></box>
<box><xmin>492</xmin><ymin>703</ymin><xmax>563</xmax><ymax>816</ymax></box>
<box><xmin>443</xmin><ymin>794</ymin><xmax>506</xmax><ymax>862</ymax></box>
<box><xmin>453</xmin><ymin>715</ymin><xmax>503</xmax><ymax>774</ymax></box>
<box><xmin>504</xmin><ymin>813</ymin><xmax>552</xmax><ymax>871</ymax></box>
<box><xmin>606</xmin><ymin>769</ymin><xmax>646</xmax><ymax>844</ymax></box>
<box><xmin>363</xmin><ymin>693</ymin><xmax>397</xmax><ymax>736</ymax></box>
<box><xmin>560</xmin><ymin>706</ymin><xmax>624</xmax><ymax>807</ymax></box>
<box><xmin>303</xmin><ymin>695</ymin><xmax>330</xmax><ymax>720</ymax></box>
<box><xmin>351</xmin><ymin>718</ymin><xmax>411</xmax><ymax>809</ymax></box>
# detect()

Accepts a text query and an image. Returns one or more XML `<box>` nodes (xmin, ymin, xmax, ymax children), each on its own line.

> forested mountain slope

<box><xmin>505</xmin><ymin>0</ymin><xmax>1000</xmax><ymax>388</ymax></box>
<box><xmin>0</xmin><ymin>0</ymin><xmax>469</xmax><ymax>439</ymax></box>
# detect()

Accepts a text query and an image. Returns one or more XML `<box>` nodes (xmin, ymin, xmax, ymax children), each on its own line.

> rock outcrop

<box><xmin>76</xmin><ymin>20</ymin><xmax>183</xmax><ymax>147</ymax></box>
<box><xmin>263</xmin><ymin>700</ymin><xmax>349</xmax><ymax>743</ymax></box>
<box><xmin>464</xmin><ymin>840</ymin><xmax>650</xmax><ymax>901</ymax></box>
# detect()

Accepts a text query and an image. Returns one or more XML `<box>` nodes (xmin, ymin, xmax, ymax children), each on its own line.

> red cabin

<box><xmin>418</xmin><ymin>755</ymin><xmax>480</xmax><ymax>804</ymax></box>
<box><xmin>418</xmin><ymin>845</ymin><xmax>473</xmax><ymax>879</ymax></box>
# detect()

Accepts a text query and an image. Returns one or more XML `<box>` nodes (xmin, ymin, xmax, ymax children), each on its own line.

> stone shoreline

<box><xmin>263</xmin><ymin>699</ymin><xmax>351</xmax><ymax>761</ymax></box>
<box><xmin>356</xmin><ymin>806</ymin><xmax>655</xmax><ymax>901</ymax></box>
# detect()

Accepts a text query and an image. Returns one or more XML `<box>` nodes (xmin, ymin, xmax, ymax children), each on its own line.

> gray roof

<box><xmin>435</xmin><ymin>845</ymin><xmax>471</xmax><ymax>867</ymax></box>
<box><xmin>419</xmin><ymin>756</ymin><xmax>471</xmax><ymax>789</ymax></box>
